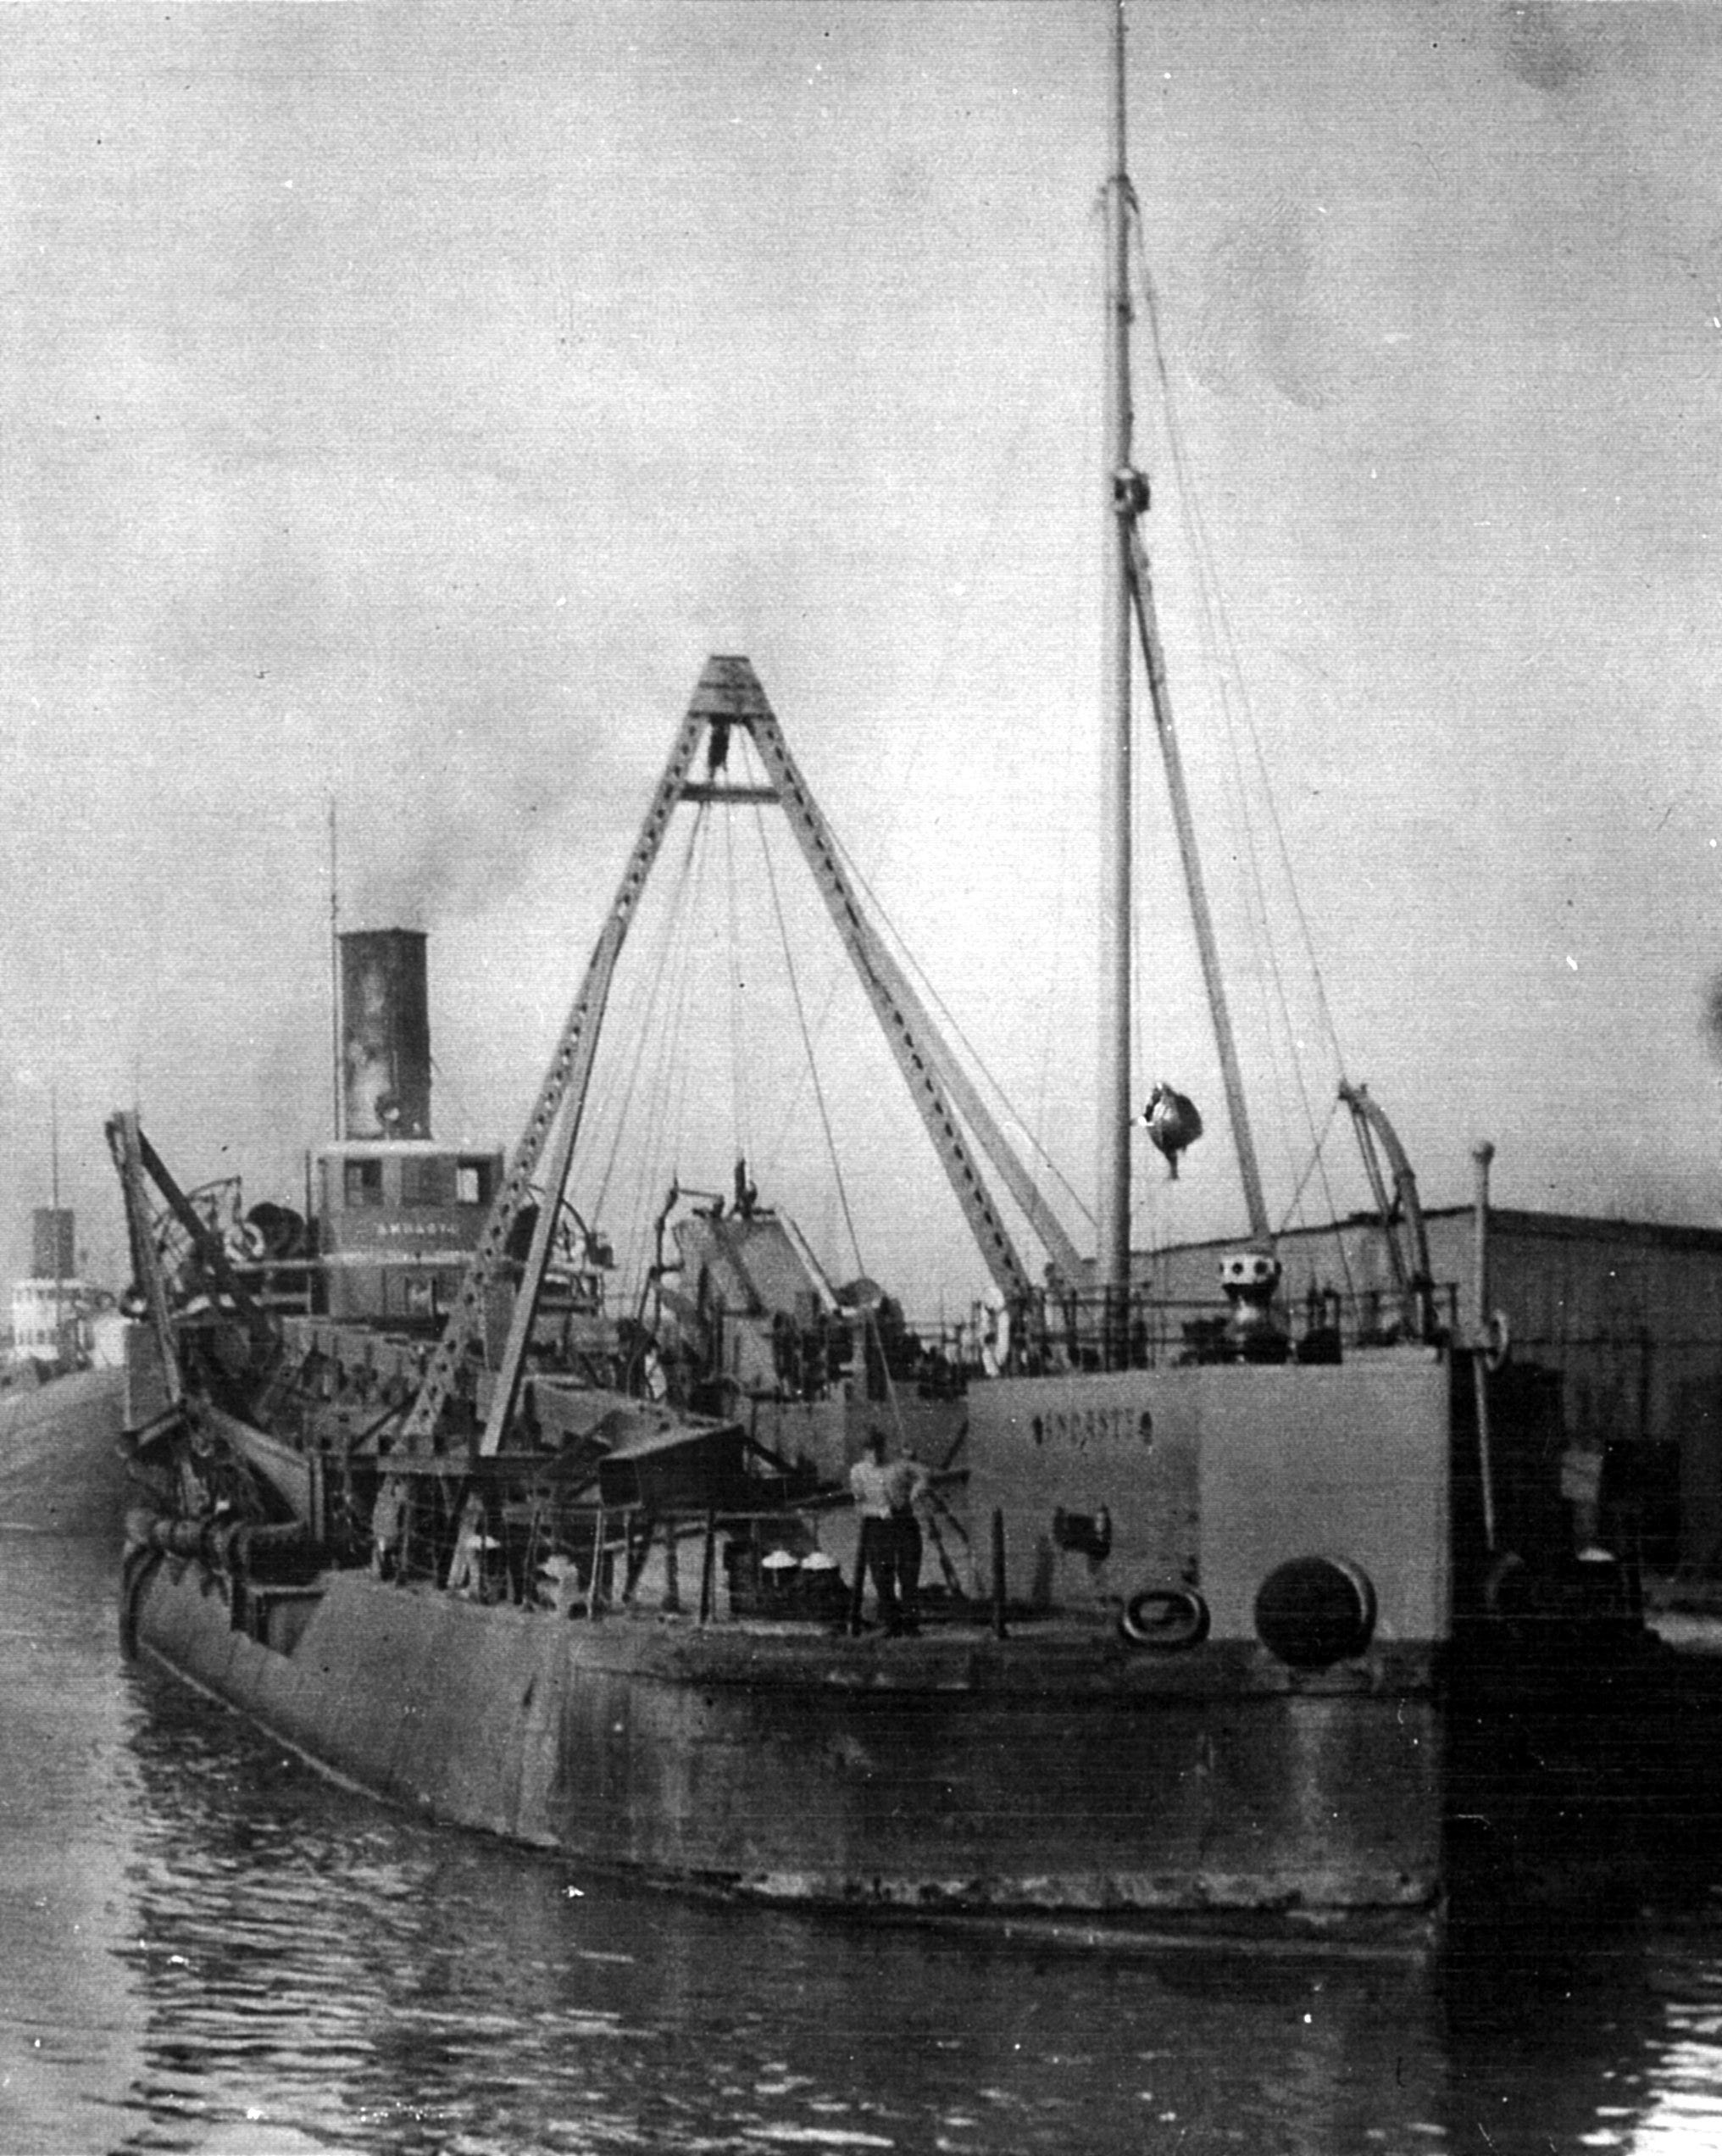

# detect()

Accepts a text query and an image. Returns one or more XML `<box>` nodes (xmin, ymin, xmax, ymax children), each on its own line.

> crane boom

<box><xmin>714</xmin><ymin>658</ymin><xmax>1053</xmax><ymax>1301</ymax></box>
<box><xmin>1339</xmin><ymin>1079</ymin><xmax>1437</xmax><ymax>1341</ymax></box>
<box><xmin>405</xmin><ymin>655</ymin><xmax>1062</xmax><ymax>1454</ymax></box>
<box><xmin>106</xmin><ymin>1111</ymin><xmax>186</xmax><ymax>1412</ymax></box>
<box><xmin>399</xmin><ymin>700</ymin><xmax>710</xmax><ymax>1453</ymax></box>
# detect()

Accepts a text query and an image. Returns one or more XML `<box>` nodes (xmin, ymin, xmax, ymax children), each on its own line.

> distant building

<box><xmin>9</xmin><ymin>1276</ymin><xmax>87</xmax><ymax>1370</ymax></box>
<box><xmin>9</xmin><ymin>1206</ymin><xmax>91</xmax><ymax>1371</ymax></box>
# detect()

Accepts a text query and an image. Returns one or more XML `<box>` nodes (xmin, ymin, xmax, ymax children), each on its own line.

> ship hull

<box><xmin>125</xmin><ymin>1555</ymin><xmax>1444</xmax><ymax>1931</ymax></box>
<box><xmin>0</xmin><ymin>1368</ymin><xmax>128</xmax><ymax>1537</ymax></box>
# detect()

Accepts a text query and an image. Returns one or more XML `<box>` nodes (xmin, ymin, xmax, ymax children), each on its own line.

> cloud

<box><xmin>1499</xmin><ymin>4</ymin><xmax>1591</xmax><ymax>96</ymax></box>
<box><xmin>1188</xmin><ymin>198</ymin><xmax>1364</xmax><ymax>409</ymax></box>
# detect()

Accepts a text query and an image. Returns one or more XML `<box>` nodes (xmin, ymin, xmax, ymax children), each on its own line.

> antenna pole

<box><xmin>329</xmin><ymin>797</ymin><xmax>343</xmax><ymax>1142</ymax></box>
<box><xmin>50</xmin><ymin>1084</ymin><xmax>64</xmax><ymax>1366</ymax></box>
<box><xmin>1096</xmin><ymin>0</ymin><xmax>1135</xmax><ymax>1306</ymax></box>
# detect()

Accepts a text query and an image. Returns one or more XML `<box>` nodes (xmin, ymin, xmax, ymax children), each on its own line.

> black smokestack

<box><xmin>31</xmin><ymin>1207</ymin><xmax>74</xmax><ymax>1280</ymax></box>
<box><xmin>340</xmin><ymin>930</ymin><xmax>431</xmax><ymax>1140</ymax></box>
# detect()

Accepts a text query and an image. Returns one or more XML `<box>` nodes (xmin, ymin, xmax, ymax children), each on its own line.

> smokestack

<box><xmin>31</xmin><ymin>1208</ymin><xmax>74</xmax><ymax>1281</ymax></box>
<box><xmin>340</xmin><ymin>930</ymin><xmax>432</xmax><ymax>1140</ymax></box>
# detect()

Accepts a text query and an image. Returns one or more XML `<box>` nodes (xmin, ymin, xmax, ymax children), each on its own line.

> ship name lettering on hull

<box><xmin>1029</xmin><ymin>1408</ymin><xmax>1153</xmax><ymax>1453</ymax></box>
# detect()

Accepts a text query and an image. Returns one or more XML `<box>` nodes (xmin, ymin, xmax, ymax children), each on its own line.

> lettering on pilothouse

<box><xmin>355</xmin><ymin>1217</ymin><xmax>462</xmax><ymax>1242</ymax></box>
<box><xmin>1028</xmin><ymin>1407</ymin><xmax>1155</xmax><ymax>1453</ymax></box>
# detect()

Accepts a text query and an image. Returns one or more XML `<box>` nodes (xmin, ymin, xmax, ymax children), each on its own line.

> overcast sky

<box><xmin>4</xmin><ymin>2</ymin><xmax>1721</xmax><ymax>1316</ymax></box>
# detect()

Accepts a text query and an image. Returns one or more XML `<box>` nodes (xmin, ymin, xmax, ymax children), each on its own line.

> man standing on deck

<box><xmin>849</xmin><ymin>1427</ymin><xmax>930</xmax><ymax>1635</ymax></box>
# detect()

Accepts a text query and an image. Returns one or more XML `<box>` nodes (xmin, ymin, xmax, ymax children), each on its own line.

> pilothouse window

<box><xmin>343</xmin><ymin>1159</ymin><xmax>384</xmax><ymax>1209</ymax></box>
<box><xmin>401</xmin><ymin>1155</ymin><xmax>457</xmax><ymax>1208</ymax></box>
<box><xmin>457</xmin><ymin>1159</ymin><xmax>493</xmax><ymax>1206</ymax></box>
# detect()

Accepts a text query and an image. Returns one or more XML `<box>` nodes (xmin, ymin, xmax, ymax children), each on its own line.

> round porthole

<box><xmin>1119</xmin><ymin>1585</ymin><xmax>1210</xmax><ymax>1650</ymax></box>
<box><xmin>1253</xmin><ymin>1557</ymin><xmax>1376</xmax><ymax>1668</ymax></box>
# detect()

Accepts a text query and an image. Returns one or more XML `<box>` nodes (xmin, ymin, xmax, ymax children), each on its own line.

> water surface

<box><xmin>3</xmin><ymin>1533</ymin><xmax>1721</xmax><ymax>2154</ymax></box>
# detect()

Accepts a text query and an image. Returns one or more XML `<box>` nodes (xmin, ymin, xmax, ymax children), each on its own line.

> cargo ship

<box><xmin>109</xmin><ymin>5</ymin><xmax>1694</xmax><ymax>1946</ymax></box>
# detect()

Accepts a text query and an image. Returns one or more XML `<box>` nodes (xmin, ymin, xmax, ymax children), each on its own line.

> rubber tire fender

<box><xmin>1119</xmin><ymin>1584</ymin><xmax>1210</xmax><ymax>1650</ymax></box>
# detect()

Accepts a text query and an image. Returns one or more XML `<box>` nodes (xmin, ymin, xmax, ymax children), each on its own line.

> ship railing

<box><xmin>671</xmin><ymin>1272</ymin><xmax>1469</xmax><ymax>1401</ymax></box>
<box><xmin>375</xmin><ymin>1467</ymin><xmax>986</xmax><ymax>1631</ymax></box>
<box><xmin>690</xmin><ymin>1297</ymin><xmax>989</xmax><ymax>1406</ymax></box>
<box><xmin>537</xmin><ymin>1503</ymin><xmax>858</xmax><ymax>1626</ymax></box>
<box><xmin>228</xmin><ymin>1255</ymin><xmax>320</xmax><ymax>1315</ymax></box>
<box><xmin>998</xmin><ymin>1278</ymin><xmax>1464</xmax><ymax>1376</ymax></box>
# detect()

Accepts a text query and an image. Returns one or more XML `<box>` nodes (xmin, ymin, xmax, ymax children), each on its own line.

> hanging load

<box><xmin>1142</xmin><ymin>1083</ymin><xmax>1203</xmax><ymax>1178</ymax></box>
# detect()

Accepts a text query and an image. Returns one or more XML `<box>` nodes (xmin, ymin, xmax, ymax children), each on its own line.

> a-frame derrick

<box><xmin>401</xmin><ymin>654</ymin><xmax>1068</xmax><ymax>1459</ymax></box>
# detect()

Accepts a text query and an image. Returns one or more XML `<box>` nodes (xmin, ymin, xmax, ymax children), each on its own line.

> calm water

<box><xmin>4</xmin><ymin>1532</ymin><xmax>1722</xmax><ymax>2155</ymax></box>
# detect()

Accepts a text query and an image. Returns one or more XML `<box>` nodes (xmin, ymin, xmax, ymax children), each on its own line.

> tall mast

<box><xmin>329</xmin><ymin>796</ymin><xmax>343</xmax><ymax>1142</ymax></box>
<box><xmin>50</xmin><ymin>1085</ymin><xmax>63</xmax><ymax>1365</ymax></box>
<box><xmin>1103</xmin><ymin>0</ymin><xmax>1272</xmax><ymax>1253</ymax></box>
<box><xmin>1095</xmin><ymin>0</ymin><xmax>1134</xmax><ymax>1301</ymax></box>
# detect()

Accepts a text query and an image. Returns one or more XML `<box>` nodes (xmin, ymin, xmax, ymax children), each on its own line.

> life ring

<box><xmin>1254</xmin><ymin>1556</ymin><xmax>1376</xmax><ymax>1669</ymax></box>
<box><xmin>1482</xmin><ymin>1309</ymin><xmax>1511</xmax><ymax>1373</ymax></box>
<box><xmin>1119</xmin><ymin>1585</ymin><xmax>1210</xmax><ymax>1650</ymax></box>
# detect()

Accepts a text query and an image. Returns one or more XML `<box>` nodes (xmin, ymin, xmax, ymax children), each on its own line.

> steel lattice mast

<box><xmin>397</xmin><ymin>656</ymin><xmax>1061</xmax><ymax>1458</ymax></box>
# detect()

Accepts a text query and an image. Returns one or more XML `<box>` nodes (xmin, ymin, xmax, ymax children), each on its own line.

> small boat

<box><xmin>108</xmin><ymin>3</ymin><xmax>1703</xmax><ymax>1947</ymax></box>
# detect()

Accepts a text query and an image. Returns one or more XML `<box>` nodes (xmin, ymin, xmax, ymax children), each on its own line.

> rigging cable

<box><xmin>748</xmin><ymin>803</ymin><xmax>1095</xmax><ymax>1259</ymax></box>
<box><xmin>1131</xmin><ymin>212</ymin><xmax>1357</xmax><ymax>1271</ymax></box>
<box><xmin>627</xmin><ymin>813</ymin><xmax>717</xmax><ymax>1307</ymax></box>
<box><xmin>584</xmin><ymin>800</ymin><xmax>711</xmax><ymax>1303</ymax></box>
<box><xmin>1273</xmin><ymin>1088</ymin><xmax>1345</xmax><ymax>1241</ymax></box>
<box><xmin>586</xmin><ymin>799</ymin><xmax>704</xmax><ymax>1215</ymax></box>
<box><xmin>722</xmin><ymin>759</ymin><xmax>753</xmax><ymax>1175</ymax></box>
<box><xmin>752</xmin><ymin>780</ymin><xmax>869</xmax><ymax>1290</ymax></box>
<box><xmin>827</xmin><ymin>831</ymin><xmax>1096</xmax><ymax>1238</ymax></box>
<box><xmin>747</xmin><ymin>767</ymin><xmax>926</xmax><ymax>1442</ymax></box>
<box><xmin>745</xmin><ymin>321</ymin><xmax>1089</xmax><ymax>1270</ymax></box>
<box><xmin>1135</xmin><ymin>223</ymin><xmax>1349</xmax><ymax>1073</ymax></box>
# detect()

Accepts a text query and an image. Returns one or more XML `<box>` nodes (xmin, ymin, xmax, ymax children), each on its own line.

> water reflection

<box><xmin>116</xmin><ymin>1678</ymin><xmax>1451</xmax><ymax>2153</ymax></box>
<box><xmin>6</xmin><ymin>1534</ymin><xmax>1722</xmax><ymax>2154</ymax></box>
<box><xmin>0</xmin><ymin>1535</ymin><xmax>149</xmax><ymax>2156</ymax></box>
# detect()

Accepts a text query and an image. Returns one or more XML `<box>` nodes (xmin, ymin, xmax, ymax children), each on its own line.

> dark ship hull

<box><xmin>114</xmin><ymin>1329</ymin><xmax>1705</xmax><ymax>1947</ymax></box>
<box><xmin>125</xmin><ymin>1502</ymin><xmax>1444</xmax><ymax>1935</ymax></box>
